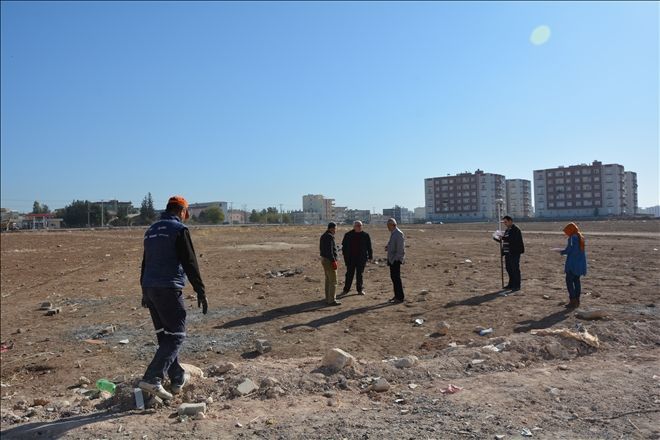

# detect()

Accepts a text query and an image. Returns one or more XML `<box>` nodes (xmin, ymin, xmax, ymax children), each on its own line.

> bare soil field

<box><xmin>1</xmin><ymin>220</ymin><xmax>659</xmax><ymax>439</ymax></box>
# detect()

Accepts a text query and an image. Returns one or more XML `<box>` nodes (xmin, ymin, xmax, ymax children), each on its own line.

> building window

<box><xmin>583</xmin><ymin>192</ymin><xmax>592</xmax><ymax>198</ymax></box>
<box><xmin>549</xmin><ymin>202</ymin><xmax>555</xmax><ymax>207</ymax></box>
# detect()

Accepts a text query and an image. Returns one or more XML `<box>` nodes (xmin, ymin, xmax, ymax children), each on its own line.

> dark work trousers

<box><xmin>343</xmin><ymin>259</ymin><xmax>366</xmax><ymax>292</ymax></box>
<box><xmin>142</xmin><ymin>287</ymin><xmax>186</xmax><ymax>384</ymax></box>
<box><xmin>566</xmin><ymin>272</ymin><xmax>582</xmax><ymax>300</ymax></box>
<box><xmin>504</xmin><ymin>253</ymin><xmax>521</xmax><ymax>289</ymax></box>
<box><xmin>389</xmin><ymin>261</ymin><xmax>405</xmax><ymax>300</ymax></box>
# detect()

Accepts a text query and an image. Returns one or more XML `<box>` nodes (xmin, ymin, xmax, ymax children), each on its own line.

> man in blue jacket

<box><xmin>138</xmin><ymin>195</ymin><xmax>208</xmax><ymax>400</ymax></box>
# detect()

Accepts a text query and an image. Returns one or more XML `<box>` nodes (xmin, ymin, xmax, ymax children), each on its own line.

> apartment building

<box><xmin>188</xmin><ymin>201</ymin><xmax>229</xmax><ymax>220</ymax></box>
<box><xmin>533</xmin><ymin>161</ymin><xmax>633</xmax><ymax>218</ymax></box>
<box><xmin>425</xmin><ymin>170</ymin><xmax>506</xmax><ymax>221</ymax></box>
<box><xmin>301</xmin><ymin>194</ymin><xmax>335</xmax><ymax>223</ymax></box>
<box><xmin>505</xmin><ymin>179</ymin><xmax>533</xmax><ymax>218</ymax></box>
<box><xmin>624</xmin><ymin>171</ymin><xmax>638</xmax><ymax>215</ymax></box>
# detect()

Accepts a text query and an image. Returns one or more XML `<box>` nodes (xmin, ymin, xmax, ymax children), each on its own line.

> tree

<box><xmin>198</xmin><ymin>207</ymin><xmax>224</xmax><ymax>224</ymax></box>
<box><xmin>249</xmin><ymin>209</ymin><xmax>260</xmax><ymax>223</ymax></box>
<box><xmin>60</xmin><ymin>200</ymin><xmax>108</xmax><ymax>227</ymax></box>
<box><xmin>140</xmin><ymin>192</ymin><xmax>157</xmax><ymax>224</ymax></box>
<box><xmin>32</xmin><ymin>201</ymin><xmax>50</xmax><ymax>214</ymax></box>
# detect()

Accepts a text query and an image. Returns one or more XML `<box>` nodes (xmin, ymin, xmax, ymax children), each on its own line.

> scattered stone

<box><xmin>39</xmin><ymin>302</ymin><xmax>53</xmax><ymax>310</ymax></box>
<box><xmin>98</xmin><ymin>278</ymin><xmax>109</xmax><ymax>282</ymax></box>
<box><xmin>79</xmin><ymin>376</ymin><xmax>91</xmax><ymax>385</ymax></box>
<box><xmin>413</xmin><ymin>318</ymin><xmax>424</xmax><ymax>326</ymax></box>
<box><xmin>471</xmin><ymin>359</ymin><xmax>485</xmax><ymax>366</ymax></box>
<box><xmin>543</xmin><ymin>295</ymin><xmax>550</xmax><ymax>300</ymax></box>
<box><xmin>118</xmin><ymin>339</ymin><xmax>129</xmax><ymax>345</ymax></box>
<box><xmin>255</xmin><ymin>339</ymin><xmax>272</xmax><ymax>354</ymax></box>
<box><xmin>576</xmin><ymin>310</ymin><xmax>607</xmax><ymax>320</ymax></box>
<box><xmin>495</xmin><ymin>435</ymin><xmax>505</xmax><ymax>439</ymax></box>
<box><xmin>44</xmin><ymin>308</ymin><xmax>61</xmax><ymax>316</ymax></box>
<box><xmin>392</xmin><ymin>355</ymin><xmax>418</xmax><ymax>369</ymax></box>
<box><xmin>260</xmin><ymin>377</ymin><xmax>279</xmax><ymax>388</ymax></box>
<box><xmin>178</xmin><ymin>402</ymin><xmax>206</xmax><ymax>416</ymax></box>
<box><xmin>235</xmin><ymin>422</ymin><xmax>243</xmax><ymax>428</ymax></box>
<box><xmin>33</xmin><ymin>398</ymin><xmax>49</xmax><ymax>407</ymax></box>
<box><xmin>478</xmin><ymin>328</ymin><xmax>494</xmax><ymax>336</ymax></box>
<box><xmin>371</xmin><ymin>378</ymin><xmax>390</xmax><ymax>392</ymax></box>
<box><xmin>521</xmin><ymin>427</ymin><xmax>533</xmax><ymax>437</ymax></box>
<box><xmin>436</xmin><ymin>321</ymin><xmax>450</xmax><ymax>336</ymax></box>
<box><xmin>558</xmin><ymin>364</ymin><xmax>569</xmax><ymax>371</ymax></box>
<box><xmin>235</xmin><ymin>378</ymin><xmax>259</xmax><ymax>396</ymax></box>
<box><xmin>181</xmin><ymin>363</ymin><xmax>204</xmax><ymax>378</ymax></box>
<box><xmin>205</xmin><ymin>396</ymin><xmax>214</xmax><ymax>404</ymax></box>
<box><xmin>209</xmin><ymin>362</ymin><xmax>236</xmax><ymax>376</ymax></box>
<box><xmin>100</xmin><ymin>325</ymin><xmax>115</xmax><ymax>335</ymax></box>
<box><xmin>265</xmin><ymin>386</ymin><xmax>285</xmax><ymax>399</ymax></box>
<box><xmin>322</xmin><ymin>348</ymin><xmax>355</xmax><ymax>372</ymax></box>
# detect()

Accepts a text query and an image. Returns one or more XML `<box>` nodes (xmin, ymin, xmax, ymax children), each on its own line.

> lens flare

<box><xmin>530</xmin><ymin>25</ymin><xmax>551</xmax><ymax>46</ymax></box>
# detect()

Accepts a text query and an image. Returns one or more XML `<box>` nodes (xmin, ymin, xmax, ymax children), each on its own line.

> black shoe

<box><xmin>357</xmin><ymin>290</ymin><xmax>366</xmax><ymax>296</ymax></box>
<box><xmin>388</xmin><ymin>297</ymin><xmax>404</xmax><ymax>303</ymax></box>
<box><xmin>327</xmin><ymin>300</ymin><xmax>342</xmax><ymax>306</ymax></box>
<box><xmin>504</xmin><ymin>284</ymin><xmax>512</xmax><ymax>289</ymax></box>
<box><xmin>510</xmin><ymin>287</ymin><xmax>520</xmax><ymax>292</ymax></box>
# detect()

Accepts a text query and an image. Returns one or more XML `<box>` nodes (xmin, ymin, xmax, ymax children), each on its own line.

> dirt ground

<box><xmin>1</xmin><ymin>220</ymin><xmax>659</xmax><ymax>439</ymax></box>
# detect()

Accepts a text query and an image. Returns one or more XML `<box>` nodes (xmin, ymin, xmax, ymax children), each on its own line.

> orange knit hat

<box><xmin>167</xmin><ymin>195</ymin><xmax>190</xmax><ymax>220</ymax></box>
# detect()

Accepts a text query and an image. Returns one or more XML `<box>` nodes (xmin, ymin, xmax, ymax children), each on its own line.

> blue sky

<box><xmin>1</xmin><ymin>1</ymin><xmax>658</xmax><ymax>213</ymax></box>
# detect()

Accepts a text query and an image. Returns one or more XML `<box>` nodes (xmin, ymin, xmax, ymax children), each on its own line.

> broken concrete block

<box><xmin>180</xmin><ymin>363</ymin><xmax>204</xmax><ymax>378</ymax></box>
<box><xmin>322</xmin><ymin>348</ymin><xmax>355</xmax><ymax>372</ymax></box>
<box><xmin>178</xmin><ymin>402</ymin><xmax>206</xmax><ymax>416</ymax></box>
<box><xmin>436</xmin><ymin>321</ymin><xmax>450</xmax><ymax>336</ymax></box>
<box><xmin>371</xmin><ymin>378</ymin><xmax>390</xmax><ymax>392</ymax></box>
<box><xmin>392</xmin><ymin>355</ymin><xmax>418</xmax><ymax>369</ymax></box>
<box><xmin>255</xmin><ymin>339</ymin><xmax>272</xmax><ymax>354</ymax></box>
<box><xmin>235</xmin><ymin>379</ymin><xmax>258</xmax><ymax>396</ymax></box>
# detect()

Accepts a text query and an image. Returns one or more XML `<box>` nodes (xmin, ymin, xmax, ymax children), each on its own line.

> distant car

<box><xmin>425</xmin><ymin>221</ymin><xmax>432</xmax><ymax>225</ymax></box>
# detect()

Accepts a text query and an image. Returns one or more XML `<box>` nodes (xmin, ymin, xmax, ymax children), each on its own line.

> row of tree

<box><xmin>249</xmin><ymin>207</ymin><xmax>292</xmax><ymax>224</ymax></box>
<box><xmin>31</xmin><ymin>195</ymin><xmax>293</xmax><ymax>227</ymax></box>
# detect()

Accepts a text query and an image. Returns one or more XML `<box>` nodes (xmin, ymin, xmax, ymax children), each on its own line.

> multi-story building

<box><xmin>302</xmin><ymin>194</ymin><xmax>335</xmax><ymax>222</ymax></box>
<box><xmin>624</xmin><ymin>171</ymin><xmax>638</xmax><ymax>215</ymax></box>
<box><xmin>425</xmin><ymin>170</ymin><xmax>506</xmax><ymax>222</ymax></box>
<box><xmin>505</xmin><ymin>179</ymin><xmax>533</xmax><ymax>218</ymax></box>
<box><xmin>344</xmin><ymin>209</ymin><xmax>371</xmax><ymax>224</ymax></box>
<box><xmin>413</xmin><ymin>207</ymin><xmax>426</xmax><ymax>221</ymax></box>
<box><xmin>533</xmin><ymin>161</ymin><xmax>632</xmax><ymax>218</ymax></box>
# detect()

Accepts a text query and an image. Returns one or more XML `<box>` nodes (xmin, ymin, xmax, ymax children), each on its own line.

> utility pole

<box><xmin>279</xmin><ymin>204</ymin><xmax>283</xmax><ymax>224</ymax></box>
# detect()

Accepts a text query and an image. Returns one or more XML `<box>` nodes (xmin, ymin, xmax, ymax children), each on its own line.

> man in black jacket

<box><xmin>138</xmin><ymin>195</ymin><xmax>208</xmax><ymax>400</ymax></box>
<box><xmin>340</xmin><ymin>221</ymin><xmax>373</xmax><ymax>296</ymax></box>
<box><xmin>496</xmin><ymin>215</ymin><xmax>525</xmax><ymax>291</ymax></box>
<box><xmin>319</xmin><ymin>222</ymin><xmax>341</xmax><ymax>306</ymax></box>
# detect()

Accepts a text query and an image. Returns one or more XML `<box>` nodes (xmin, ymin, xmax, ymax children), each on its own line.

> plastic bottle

<box><xmin>96</xmin><ymin>379</ymin><xmax>116</xmax><ymax>395</ymax></box>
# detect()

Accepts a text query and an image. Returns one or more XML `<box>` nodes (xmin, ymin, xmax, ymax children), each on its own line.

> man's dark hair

<box><xmin>502</xmin><ymin>215</ymin><xmax>513</xmax><ymax>221</ymax></box>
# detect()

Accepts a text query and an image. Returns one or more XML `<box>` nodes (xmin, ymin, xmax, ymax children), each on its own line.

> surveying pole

<box><xmin>495</xmin><ymin>199</ymin><xmax>505</xmax><ymax>289</ymax></box>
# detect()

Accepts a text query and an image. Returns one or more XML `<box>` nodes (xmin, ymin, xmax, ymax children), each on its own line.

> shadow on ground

<box><xmin>1</xmin><ymin>411</ymin><xmax>132</xmax><ymax>440</ymax></box>
<box><xmin>282</xmin><ymin>302</ymin><xmax>395</xmax><ymax>330</ymax></box>
<box><xmin>444</xmin><ymin>290</ymin><xmax>509</xmax><ymax>308</ymax></box>
<box><xmin>217</xmin><ymin>300</ymin><xmax>328</xmax><ymax>329</ymax></box>
<box><xmin>514</xmin><ymin>309</ymin><xmax>571</xmax><ymax>333</ymax></box>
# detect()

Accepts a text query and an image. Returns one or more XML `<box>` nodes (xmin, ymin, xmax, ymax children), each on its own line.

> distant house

<box><xmin>188</xmin><ymin>202</ymin><xmax>228</xmax><ymax>221</ymax></box>
<box><xmin>21</xmin><ymin>213</ymin><xmax>63</xmax><ymax>229</ymax></box>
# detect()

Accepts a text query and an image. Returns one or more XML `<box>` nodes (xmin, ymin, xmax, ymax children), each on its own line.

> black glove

<box><xmin>197</xmin><ymin>292</ymin><xmax>208</xmax><ymax>314</ymax></box>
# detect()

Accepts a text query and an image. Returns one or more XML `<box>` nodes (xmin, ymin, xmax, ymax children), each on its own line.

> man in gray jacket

<box><xmin>385</xmin><ymin>218</ymin><xmax>405</xmax><ymax>303</ymax></box>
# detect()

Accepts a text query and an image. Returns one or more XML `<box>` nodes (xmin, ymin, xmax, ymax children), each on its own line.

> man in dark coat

<box><xmin>340</xmin><ymin>221</ymin><xmax>373</xmax><ymax>296</ymax></box>
<box><xmin>319</xmin><ymin>222</ymin><xmax>341</xmax><ymax>306</ymax></box>
<box><xmin>138</xmin><ymin>195</ymin><xmax>208</xmax><ymax>400</ymax></box>
<box><xmin>496</xmin><ymin>215</ymin><xmax>525</xmax><ymax>291</ymax></box>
